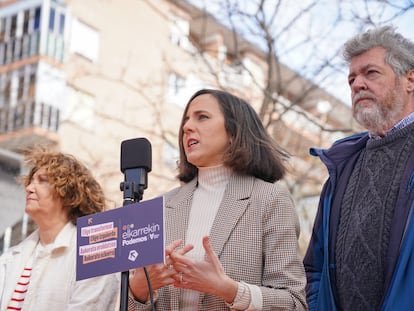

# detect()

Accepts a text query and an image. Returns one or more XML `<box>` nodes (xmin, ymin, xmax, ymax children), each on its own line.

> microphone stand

<box><xmin>119</xmin><ymin>179</ymin><xmax>144</xmax><ymax>311</ymax></box>
<box><xmin>119</xmin><ymin>137</ymin><xmax>151</xmax><ymax>311</ymax></box>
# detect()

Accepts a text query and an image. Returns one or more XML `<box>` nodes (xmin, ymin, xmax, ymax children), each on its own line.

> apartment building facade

<box><xmin>0</xmin><ymin>0</ymin><xmax>357</xmax><ymax>253</ymax></box>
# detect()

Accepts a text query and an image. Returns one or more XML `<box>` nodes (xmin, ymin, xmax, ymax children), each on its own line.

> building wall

<box><xmin>0</xmin><ymin>0</ymin><xmax>357</xmax><ymax>253</ymax></box>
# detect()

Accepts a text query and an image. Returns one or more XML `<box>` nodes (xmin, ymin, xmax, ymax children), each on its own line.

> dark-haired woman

<box><xmin>128</xmin><ymin>89</ymin><xmax>307</xmax><ymax>310</ymax></box>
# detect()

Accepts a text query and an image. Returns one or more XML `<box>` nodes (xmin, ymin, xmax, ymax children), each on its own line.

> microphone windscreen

<box><xmin>120</xmin><ymin>138</ymin><xmax>152</xmax><ymax>172</ymax></box>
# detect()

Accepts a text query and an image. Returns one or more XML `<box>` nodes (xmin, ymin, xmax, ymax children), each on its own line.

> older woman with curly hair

<box><xmin>0</xmin><ymin>146</ymin><xmax>120</xmax><ymax>310</ymax></box>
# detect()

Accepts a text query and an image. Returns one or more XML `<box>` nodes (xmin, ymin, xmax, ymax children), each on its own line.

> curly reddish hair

<box><xmin>21</xmin><ymin>146</ymin><xmax>106</xmax><ymax>225</ymax></box>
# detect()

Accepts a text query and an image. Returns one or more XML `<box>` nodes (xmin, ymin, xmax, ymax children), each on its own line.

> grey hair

<box><xmin>343</xmin><ymin>25</ymin><xmax>414</xmax><ymax>77</ymax></box>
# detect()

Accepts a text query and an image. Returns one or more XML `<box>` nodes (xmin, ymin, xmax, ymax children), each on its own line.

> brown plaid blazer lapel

<box><xmin>164</xmin><ymin>179</ymin><xmax>197</xmax><ymax>310</ymax></box>
<box><xmin>163</xmin><ymin>174</ymin><xmax>256</xmax><ymax>310</ymax></box>
<box><xmin>164</xmin><ymin>174</ymin><xmax>254</xmax><ymax>256</ymax></box>
<box><xmin>209</xmin><ymin>174</ymin><xmax>253</xmax><ymax>256</ymax></box>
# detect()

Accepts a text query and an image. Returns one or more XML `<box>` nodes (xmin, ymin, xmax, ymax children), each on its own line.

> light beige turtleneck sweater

<box><xmin>180</xmin><ymin>165</ymin><xmax>262</xmax><ymax>311</ymax></box>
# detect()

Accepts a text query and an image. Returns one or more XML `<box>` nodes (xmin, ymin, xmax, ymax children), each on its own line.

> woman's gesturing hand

<box><xmin>170</xmin><ymin>236</ymin><xmax>238</xmax><ymax>303</ymax></box>
<box><xmin>129</xmin><ymin>239</ymin><xmax>193</xmax><ymax>302</ymax></box>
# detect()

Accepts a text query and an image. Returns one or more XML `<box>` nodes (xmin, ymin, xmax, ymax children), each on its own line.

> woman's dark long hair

<box><xmin>177</xmin><ymin>89</ymin><xmax>289</xmax><ymax>183</ymax></box>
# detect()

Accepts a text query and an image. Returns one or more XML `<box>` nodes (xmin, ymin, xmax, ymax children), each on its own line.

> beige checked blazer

<box><xmin>129</xmin><ymin>173</ymin><xmax>307</xmax><ymax>311</ymax></box>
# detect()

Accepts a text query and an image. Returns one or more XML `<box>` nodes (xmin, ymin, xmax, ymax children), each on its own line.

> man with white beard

<box><xmin>304</xmin><ymin>25</ymin><xmax>414</xmax><ymax>311</ymax></box>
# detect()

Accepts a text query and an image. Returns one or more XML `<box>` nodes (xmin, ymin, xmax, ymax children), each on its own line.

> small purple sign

<box><xmin>76</xmin><ymin>196</ymin><xmax>165</xmax><ymax>280</ymax></box>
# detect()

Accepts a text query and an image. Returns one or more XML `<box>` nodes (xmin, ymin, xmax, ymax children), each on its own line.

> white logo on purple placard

<box><xmin>128</xmin><ymin>250</ymin><xmax>139</xmax><ymax>261</ymax></box>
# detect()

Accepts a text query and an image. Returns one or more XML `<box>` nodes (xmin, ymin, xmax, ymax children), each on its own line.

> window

<box><xmin>47</xmin><ymin>3</ymin><xmax>66</xmax><ymax>35</ymax></box>
<box><xmin>0</xmin><ymin>77</ymin><xmax>11</xmax><ymax>108</ymax></box>
<box><xmin>28</xmin><ymin>71</ymin><xmax>36</xmax><ymax>100</ymax></box>
<box><xmin>0</xmin><ymin>151</ymin><xmax>26</xmax><ymax>254</ymax></box>
<box><xmin>64</xmin><ymin>86</ymin><xmax>96</xmax><ymax>130</ymax></box>
<box><xmin>69</xmin><ymin>18</ymin><xmax>100</xmax><ymax>62</ymax></box>
<box><xmin>0</xmin><ymin>18</ymin><xmax>5</xmax><ymax>42</ymax></box>
<box><xmin>10</xmin><ymin>15</ymin><xmax>17</xmax><ymax>38</ymax></box>
<box><xmin>44</xmin><ymin>4</ymin><xmax>66</xmax><ymax>61</ymax></box>
<box><xmin>0</xmin><ymin>64</ymin><xmax>37</xmax><ymax>108</ymax></box>
<box><xmin>166</xmin><ymin>74</ymin><xmax>212</xmax><ymax>107</ymax></box>
<box><xmin>17</xmin><ymin>75</ymin><xmax>24</xmax><ymax>101</ymax></box>
<box><xmin>23</xmin><ymin>10</ymin><xmax>30</xmax><ymax>34</ymax></box>
<box><xmin>49</xmin><ymin>8</ymin><xmax>55</xmax><ymax>31</ymax></box>
<box><xmin>167</xmin><ymin>73</ymin><xmax>185</xmax><ymax>97</ymax></box>
<box><xmin>163</xmin><ymin>141</ymin><xmax>179</xmax><ymax>169</ymax></box>
<box><xmin>14</xmin><ymin>65</ymin><xmax>36</xmax><ymax>102</ymax></box>
<box><xmin>34</xmin><ymin>7</ymin><xmax>41</xmax><ymax>30</ymax></box>
<box><xmin>166</xmin><ymin>73</ymin><xmax>187</xmax><ymax>107</ymax></box>
<box><xmin>168</xmin><ymin>14</ymin><xmax>190</xmax><ymax>49</ymax></box>
<box><xmin>36</xmin><ymin>61</ymin><xmax>65</xmax><ymax>110</ymax></box>
<box><xmin>59</xmin><ymin>13</ymin><xmax>65</xmax><ymax>35</ymax></box>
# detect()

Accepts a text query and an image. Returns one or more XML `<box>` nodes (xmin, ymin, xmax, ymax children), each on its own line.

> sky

<box><xmin>189</xmin><ymin>0</ymin><xmax>414</xmax><ymax>105</ymax></box>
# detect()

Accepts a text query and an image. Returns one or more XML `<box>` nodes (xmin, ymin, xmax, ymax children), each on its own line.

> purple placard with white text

<box><xmin>76</xmin><ymin>196</ymin><xmax>165</xmax><ymax>280</ymax></box>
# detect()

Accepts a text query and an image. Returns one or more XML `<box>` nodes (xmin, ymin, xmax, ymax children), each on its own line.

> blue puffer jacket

<box><xmin>303</xmin><ymin>132</ymin><xmax>414</xmax><ymax>311</ymax></box>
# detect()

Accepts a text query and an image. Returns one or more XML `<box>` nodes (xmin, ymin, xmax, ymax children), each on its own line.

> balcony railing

<box><xmin>0</xmin><ymin>30</ymin><xmax>65</xmax><ymax>65</ymax></box>
<box><xmin>0</xmin><ymin>100</ymin><xmax>60</xmax><ymax>134</ymax></box>
<box><xmin>0</xmin><ymin>32</ymin><xmax>41</xmax><ymax>66</ymax></box>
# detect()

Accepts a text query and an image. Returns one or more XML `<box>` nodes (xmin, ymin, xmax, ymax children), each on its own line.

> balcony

<box><xmin>0</xmin><ymin>30</ymin><xmax>65</xmax><ymax>66</ymax></box>
<box><xmin>0</xmin><ymin>31</ymin><xmax>40</xmax><ymax>66</ymax></box>
<box><xmin>0</xmin><ymin>100</ymin><xmax>60</xmax><ymax>150</ymax></box>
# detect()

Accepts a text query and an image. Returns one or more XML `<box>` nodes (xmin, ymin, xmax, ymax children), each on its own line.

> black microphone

<box><xmin>120</xmin><ymin>137</ymin><xmax>152</xmax><ymax>204</ymax></box>
<box><xmin>119</xmin><ymin>138</ymin><xmax>152</xmax><ymax>311</ymax></box>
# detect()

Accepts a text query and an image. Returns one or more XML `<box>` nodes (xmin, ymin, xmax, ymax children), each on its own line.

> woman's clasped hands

<box><xmin>129</xmin><ymin>236</ymin><xmax>238</xmax><ymax>304</ymax></box>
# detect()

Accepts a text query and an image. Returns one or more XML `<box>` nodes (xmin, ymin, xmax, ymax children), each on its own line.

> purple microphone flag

<box><xmin>76</xmin><ymin>196</ymin><xmax>165</xmax><ymax>280</ymax></box>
